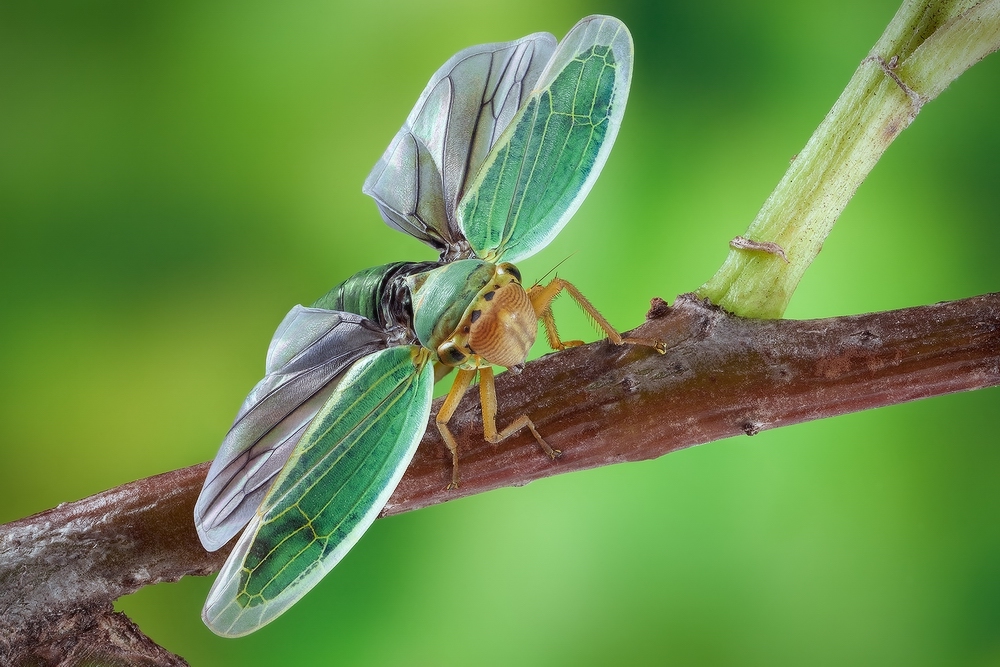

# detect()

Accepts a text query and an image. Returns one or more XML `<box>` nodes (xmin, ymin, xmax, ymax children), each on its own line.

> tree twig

<box><xmin>2</xmin><ymin>292</ymin><xmax>999</xmax><ymax>664</ymax></box>
<box><xmin>699</xmin><ymin>0</ymin><xmax>1000</xmax><ymax>318</ymax></box>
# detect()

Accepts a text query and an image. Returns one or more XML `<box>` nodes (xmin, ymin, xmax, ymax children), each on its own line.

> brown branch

<box><xmin>2</xmin><ymin>293</ymin><xmax>999</xmax><ymax>664</ymax></box>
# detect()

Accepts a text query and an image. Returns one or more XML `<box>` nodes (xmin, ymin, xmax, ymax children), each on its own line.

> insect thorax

<box><xmin>405</xmin><ymin>260</ymin><xmax>537</xmax><ymax>370</ymax></box>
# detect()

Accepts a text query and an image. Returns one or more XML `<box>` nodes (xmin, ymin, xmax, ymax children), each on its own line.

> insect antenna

<box><xmin>531</xmin><ymin>252</ymin><xmax>576</xmax><ymax>288</ymax></box>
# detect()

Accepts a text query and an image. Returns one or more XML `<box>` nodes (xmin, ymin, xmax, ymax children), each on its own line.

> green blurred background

<box><xmin>2</xmin><ymin>0</ymin><xmax>999</xmax><ymax>664</ymax></box>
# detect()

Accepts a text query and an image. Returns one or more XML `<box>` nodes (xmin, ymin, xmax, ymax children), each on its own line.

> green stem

<box><xmin>697</xmin><ymin>0</ymin><xmax>1000</xmax><ymax>319</ymax></box>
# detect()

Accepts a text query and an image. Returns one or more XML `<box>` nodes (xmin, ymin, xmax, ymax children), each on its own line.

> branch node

<box><xmin>864</xmin><ymin>53</ymin><xmax>929</xmax><ymax>111</ymax></box>
<box><xmin>646</xmin><ymin>297</ymin><xmax>672</xmax><ymax>320</ymax></box>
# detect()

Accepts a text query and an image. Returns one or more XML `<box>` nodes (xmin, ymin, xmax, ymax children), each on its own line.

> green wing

<box><xmin>457</xmin><ymin>15</ymin><xmax>633</xmax><ymax>264</ymax></box>
<box><xmin>202</xmin><ymin>345</ymin><xmax>434</xmax><ymax>637</ymax></box>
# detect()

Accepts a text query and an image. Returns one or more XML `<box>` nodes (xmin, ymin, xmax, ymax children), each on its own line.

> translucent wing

<box><xmin>457</xmin><ymin>15</ymin><xmax>633</xmax><ymax>264</ymax></box>
<box><xmin>194</xmin><ymin>306</ymin><xmax>391</xmax><ymax>552</ymax></box>
<box><xmin>363</xmin><ymin>32</ymin><xmax>557</xmax><ymax>258</ymax></box>
<box><xmin>202</xmin><ymin>345</ymin><xmax>434</xmax><ymax>637</ymax></box>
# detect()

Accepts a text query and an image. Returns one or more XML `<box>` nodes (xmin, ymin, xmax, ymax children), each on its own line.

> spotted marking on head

<box><xmin>434</xmin><ymin>262</ymin><xmax>537</xmax><ymax>370</ymax></box>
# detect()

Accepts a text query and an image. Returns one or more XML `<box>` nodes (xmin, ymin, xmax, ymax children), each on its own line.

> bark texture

<box><xmin>2</xmin><ymin>293</ymin><xmax>998</xmax><ymax>665</ymax></box>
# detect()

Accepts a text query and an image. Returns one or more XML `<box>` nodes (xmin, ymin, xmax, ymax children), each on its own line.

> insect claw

<box><xmin>549</xmin><ymin>448</ymin><xmax>562</xmax><ymax>460</ymax></box>
<box><xmin>621</xmin><ymin>336</ymin><xmax>666</xmax><ymax>354</ymax></box>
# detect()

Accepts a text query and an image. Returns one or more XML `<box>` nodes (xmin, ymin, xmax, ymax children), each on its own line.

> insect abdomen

<box><xmin>312</xmin><ymin>261</ymin><xmax>440</xmax><ymax>333</ymax></box>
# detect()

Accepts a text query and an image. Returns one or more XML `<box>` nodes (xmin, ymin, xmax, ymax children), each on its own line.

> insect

<box><xmin>194</xmin><ymin>14</ymin><xmax>659</xmax><ymax>637</ymax></box>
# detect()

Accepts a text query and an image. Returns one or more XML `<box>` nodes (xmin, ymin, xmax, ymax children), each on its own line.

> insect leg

<box><xmin>528</xmin><ymin>279</ymin><xmax>584</xmax><ymax>350</ymax></box>
<box><xmin>538</xmin><ymin>301</ymin><xmax>585</xmax><ymax>350</ymax></box>
<box><xmin>436</xmin><ymin>368</ymin><xmax>477</xmax><ymax>489</ymax></box>
<box><xmin>528</xmin><ymin>278</ymin><xmax>665</xmax><ymax>352</ymax></box>
<box><xmin>478</xmin><ymin>366</ymin><xmax>560</xmax><ymax>459</ymax></box>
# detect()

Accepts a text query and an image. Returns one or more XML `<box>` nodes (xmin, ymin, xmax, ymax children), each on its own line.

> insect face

<box><xmin>435</xmin><ymin>262</ymin><xmax>537</xmax><ymax>370</ymax></box>
<box><xmin>468</xmin><ymin>275</ymin><xmax>535</xmax><ymax>368</ymax></box>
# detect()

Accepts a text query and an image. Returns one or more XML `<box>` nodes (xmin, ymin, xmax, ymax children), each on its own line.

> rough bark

<box><xmin>2</xmin><ymin>293</ymin><xmax>998</xmax><ymax>665</ymax></box>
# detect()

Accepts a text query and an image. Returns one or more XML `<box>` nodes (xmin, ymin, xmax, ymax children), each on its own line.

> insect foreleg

<box><xmin>528</xmin><ymin>278</ymin><xmax>585</xmax><ymax>350</ymax></box>
<box><xmin>537</xmin><ymin>301</ymin><xmax>585</xmax><ymax>350</ymax></box>
<box><xmin>478</xmin><ymin>366</ymin><xmax>560</xmax><ymax>460</ymax></box>
<box><xmin>528</xmin><ymin>278</ymin><xmax>665</xmax><ymax>353</ymax></box>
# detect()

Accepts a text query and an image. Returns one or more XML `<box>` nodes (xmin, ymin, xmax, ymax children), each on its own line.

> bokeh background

<box><xmin>3</xmin><ymin>0</ymin><xmax>999</xmax><ymax>664</ymax></box>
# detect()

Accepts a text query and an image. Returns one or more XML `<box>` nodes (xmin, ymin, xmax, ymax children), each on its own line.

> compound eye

<box><xmin>498</xmin><ymin>262</ymin><xmax>521</xmax><ymax>283</ymax></box>
<box><xmin>437</xmin><ymin>341</ymin><xmax>468</xmax><ymax>367</ymax></box>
